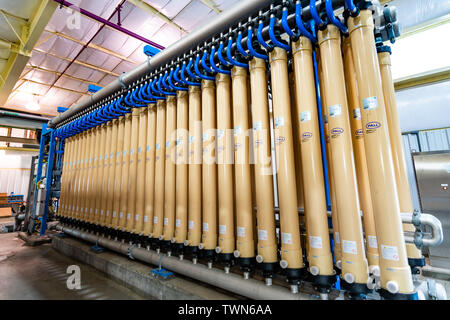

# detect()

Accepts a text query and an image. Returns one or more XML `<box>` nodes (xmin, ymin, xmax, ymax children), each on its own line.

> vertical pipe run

<box><xmin>76</xmin><ymin>131</ymin><xmax>88</xmax><ymax>221</ymax></box>
<box><xmin>216</xmin><ymin>73</ymin><xmax>235</xmax><ymax>264</ymax></box>
<box><xmin>269</xmin><ymin>47</ymin><xmax>305</xmax><ymax>284</ymax></box>
<box><xmin>292</xmin><ymin>37</ymin><xmax>335</xmax><ymax>287</ymax></box>
<box><xmin>318</xmin><ymin>24</ymin><xmax>369</xmax><ymax>292</ymax></box>
<box><xmin>134</xmin><ymin>108</ymin><xmax>148</xmax><ymax>234</ymax></box>
<box><xmin>100</xmin><ymin>122</ymin><xmax>113</xmax><ymax>226</ymax></box>
<box><xmin>231</xmin><ymin>66</ymin><xmax>255</xmax><ymax>270</ymax></box>
<box><xmin>174</xmin><ymin>92</ymin><xmax>189</xmax><ymax>248</ymax></box>
<box><xmin>187</xmin><ymin>86</ymin><xmax>202</xmax><ymax>253</ymax></box>
<box><xmin>347</xmin><ymin>10</ymin><xmax>415</xmax><ymax>297</ymax></box>
<box><xmin>87</xmin><ymin>128</ymin><xmax>99</xmax><ymax>223</ymax></box>
<box><xmin>105</xmin><ymin>119</ymin><xmax>119</xmax><ymax>228</ymax></box>
<box><xmin>342</xmin><ymin>37</ymin><xmax>380</xmax><ymax>272</ymax></box>
<box><xmin>125</xmin><ymin>109</ymin><xmax>140</xmax><ymax>232</ymax></box>
<box><xmin>111</xmin><ymin>117</ymin><xmax>125</xmax><ymax>230</ymax></box>
<box><xmin>378</xmin><ymin>50</ymin><xmax>424</xmax><ymax>265</ymax></box>
<box><xmin>118</xmin><ymin>114</ymin><xmax>132</xmax><ymax>230</ymax></box>
<box><xmin>201</xmin><ymin>79</ymin><xmax>217</xmax><ymax>261</ymax></box>
<box><xmin>163</xmin><ymin>96</ymin><xmax>177</xmax><ymax>246</ymax></box>
<box><xmin>152</xmin><ymin>100</ymin><xmax>166</xmax><ymax>241</ymax></box>
<box><xmin>143</xmin><ymin>105</ymin><xmax>157</xmax><ymax>236</ymax></box>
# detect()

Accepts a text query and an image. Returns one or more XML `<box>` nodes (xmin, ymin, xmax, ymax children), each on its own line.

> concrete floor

<box><xmin>0</xmin><ymin>232</ymin><xmax>151</xmax><ymax>300</ymax></box>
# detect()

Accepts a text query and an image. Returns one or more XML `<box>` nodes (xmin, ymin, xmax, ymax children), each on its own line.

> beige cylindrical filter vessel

<box><xmin>75</xmin><ymin>131</ymin><xmax>89</xmax><ymax>221</ymax></box>
<box><xmin>133</xmin><ymin>108</ymin><xmax>148</xmax><ymax>234</ymax></box>
<box><xmin>105</xmin><ymin>119</ymin><xmax>118</xmax><ymax>227</ymax></box>
<box><xmin>232</xmin><ymin>66</ymin><xmax>255</xmax><ymax>264</ymax></box>
<box><xmin>201</xmin><ymin>79</ymin><xmax>217</xmax><ymax>259</ymax></box>
<box><xmin>378</xmin><ymin>50</ymin><xmax>424</xmax><ymax>263</ymax></box>
<box><xmin>152</xmin><ymin>100</ymin><xmax>166</xmax><ymax>239</ymax></box>
<box><xmin>318</xmin><ymin>25</ymin><xmax>369</xmax><ymax>289</ymax></box>
<box><xmin>143</xmin><ymin>105</ymin><xmax>157</xmax><ymax>235</ymax></box>
<box><xmin>348</xmin><ymin>10</ymin><xmax>414</xmax><ymax>296</ymax></box>
<box><xmin>292</xmin><ymin>37</ymin><xmax>335</xmax><ymax>279</ymax></box>
<box><xmin>99</xmin><ymin>121</ymin><xmax>113</xmax><ymax>226</ymax></box>
<box><xmin>125</xmin><ymin>108</ymin><xmax>140</xmax><ymax>232</ymax></box>
<box><xmin>59</xmin><ymin>137</ymin><xmax>71</xmax><ymax>217</ymax></box>
<box><xmin>187</xmin><ymin>86</ymin><xmax>202</xmax><ymax>249</ymax></box>
<box><xmin>111</xmin><ymin>116</ymin><xmax>125</xmax><ymax>229</ymax></box>
<box><xmin>163</xmin><ymin>96</ymin><xmax>177</xmax><ymax>244</ymax></box>
<box><xmin>215</xmin><ymin>72</ymin><xmax>234</xmax><ymax>259</ymax></box>
<box><xmin>84</xmin><ymin>128</ymin><xmax>96</xmax><ymax>222</ymax></box>
<box><xmin>118</xmin><ymin>114</ymin><xmax>132</xmax><ymax>230</ymax></box>
<box><xmin>86</xmin><ymin>127</ymin><xmax>100</xmax><ymax>223</ymax></box>
<box><xmin>68</xmin><ymin>134</ymin><xmax>82</xmax><ymax>219</ymax></box>
<box><xmin>174</xmin><ymin>91</ymin><xmax>189</xmax><ymax>246</ymax></box>
<box><xmin>342</xmin><ymin>37</ymin><xmax>380</xmax><ymax>270</ymax></box>
<box><xmin>269</xmin><ymin>47</ymin><xmax>304</xmax><ymax>281</ymax></box>
<box><xmin>249</xmin><ymin>57</ymin><xmax>277</xmax><ymax>273</ymax></box>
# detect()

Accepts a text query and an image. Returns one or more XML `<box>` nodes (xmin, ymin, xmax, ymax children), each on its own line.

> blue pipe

<box><xmin>201</xmin><ymin>50</ymin><xmax>215</xmax><ymax>74</ymax></box>
<box><xmin>281</xmin><ymin>7</ymin><xmax>295</xmax><ymax>38</ymax></box>
<box><xmin>168</xmin><ymin>68</ymin><xmax>188</xmax><ymax>91</ymax></box>
<box><xmin>137</xmin><ymin>84</ymin><xmax>156</xmax><ymax>103</ymax></box>
<box><xmin>257</xmin><ymin>20</ymin><xmax>272</xmax><ymax>51</ymax></box>
<box><xmin>295</xmin><ymin>1</ymin><xmax>317</xmax><ymax>42</ymax></box>
<box><xmin>151</xmin><ymin>77</ymin><xmax>166</xmax><ymax>99</ymax></box>
<box><xmin>194</xmin><ymin>54</ymin><xmax>215</xmax><ymax>81</ymax></box>
<box><xmin>217</xmin><ymin>41</ymin><xmax>231</xmax><ymax>67</ymax></box>
<box><xmin>325</xmin><ymin>0</ymin><xmax>348</xmax><ymax>34</ymax></box>
<box><xmin>131</xmin><ymin>87</ymin><xmax>150</xmax><ymax>105</ymax></box>
<box><xmin>226</xmin><ymin>37</ymin><xmax>248</xmax><ymax>68</ymax></box>
<box><xmin>210</xmin><ymin>46</ymin><xmax>231</xmax><ymax>74</ymax></box>
<box><xmin>145</xmin><ymin>79</ymin><xmax>164</xmax><ymax>100</ymax></box>
<box><xmin>174</xmin><ymin>65</ymin><xmax>187</xmax><ymax>86</ymax></box>
<box><xmin>310</xmin><ymin>0</ymin><xmax>326</xmax><ymax>27</ymax></box>
<box><xmin>236</xmin><ymin>31</ymin><xmax>249</xmax><ymax>58</ymax></box>
<box><xmin>268</xmin><ymin>15</ymin><xmax>291</xmax><ymax>52</ymax></box>
<box><xmin>247</xmin><ymin>27</ymin><xmax>268</xmax><ymax>60</ymax></box>
<box><xmin>182</xmin><ymin>61</ymin><xmax>201</xmax><ymax>87</ymax></box>
<box><xmin>345</xmin><ymin>0</ymin><xmax>359</xmax><ymax>16</ymax></box>
<box><xmin>161</xmin><ymin>72</ymin><xmax>177</xmax><ymax>96</ymax></box>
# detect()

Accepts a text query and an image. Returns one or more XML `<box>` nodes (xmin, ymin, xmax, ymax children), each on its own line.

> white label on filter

<box><xmin>130</xmin><ymin>149</ymin><xmax>134</xmax><ymax>155</ymax></box>
<box><xmin>258</xmin><ymin>229</ymin><xmax>268</xmax><ymax>241</ymax></box>
<box><xmin>85</xmin><ymin>207</ymin><xmax>88</xmax><ymax>213</ymax></box>
<box><xmin>381</xmin><ymin>244</ymin><xmax>399</xmax><ymax>261</ymax></box>
<box><xmin>135</xmin><ymin>214</ymin><xmax>139</xmax><ymax>221</ymax></box>
<box><xmin>100</xmin><ymin>209</ymin><xmax>103</xmax><ymax>215</ymax></box>
<box><xmin>237</xmin><ymin>227</ymin><xmax>245</xmax><ymax>237</ymax></box>
<box><xmin>164</xmin><ymin>217</ymin><xmax>169</xmax><ymax>226</ymax></box>
<box><xmin>127</xmin><ymin>213</ymin><xmax>131</xmax><ymax>220</ymax></box>
<box><xmin>274</xmin><ymin>117</ymin><xmax>284</xmax><ymax>128</ymax></box>
<box><xmin>217</xmin><ymin>129</ymin><xmax>225</xmax><ymax>139</ymax></box>
<box><xmin>253</xmin><ymin>121</ymin><xmax>263</xmax><ymax>131</ymax></box>
<box><xmin>219</xmin><ymin>225</ymin><xmax>226</xmax><ymax>235</ymax></box>
<box><xmin>202</xmin><ymin>222</ymin><xmax>209</xmax><ymax>232</ymax></box>
<box><xmin>176</xmin><ymin>138</ymin><xmax>181</xmax><ymax>146</ymax></box>
<box><xmin>342</xmin><ymin>240</ymin><xmax>357</xmax><ymax>255</ymax></box>
<box><xmin>146</xmin><ymin>145</ymin><xmax>150</xmax><ymax>152</ymax></box>
<box><xmin>112</xmin><ymin>211</ymin><xmax>117</xmax><ymax>217</ymax></box>
<box><xmin>119</xmin><ymin>212</ymin><xmax>123</xmax><ymax>218</ymax></box>
<box><xmin>328</xmin><ymin>104</ymin><xmax>342</xmax><ymax>117</ymax></box>
<box><xmin>368</xmin><ymin>235</ymin><xmax>378</xmax><ymax>249</ymax></box>
<box><xmin>202</xmin><ymin>133</ymin><xmax>208</xmax><ymax>142</ymax></box>
<box><xmin>300</xmin><ymin>111</ymin><xmax>311</xmax><ymax>123</ymax></box>
<box><xmin>189</xmin><ymin>136</ymin><xmax>194</xmax><ymax>144</ymax></box>
<box><xmin>363</xmin><ymin>96</ymin><xmax>378</xmax><ymax>110</ymax></box>
<box><xmin>353</xmin><ymin>108</ymin><xmax>361</xmax><ymax>120</ymax></box>
<box><xmin>176</xmin><ymin>219</ymin><xmax>181</xmax><ymax>227</ymax></box>
<box><xmin>89</xmin><ymin>208</ymin><xmax>93</xmax><ymax>214</ymax></box>
<box><xmin>165</xmin><ymin>141</ymin><xmax>170</xmax><ymax>148</ymax></box>
<box><xmin>122</xmin><ymin>150</ymin><xmax>126</xmax><ymax>156</ymax></box>
<box><xmin>138</xmin><ymin>147</ymin><xmax>142</xmax><ymax>154</ymax></box>
<box><xmin>188</xmin><ymin>220</ymin><xmax>194</xmax><ymax>230</ymax></box>
<box><xmin>144</xmin><ymin>215</ymin><xmax>148</xmax><ymax>222</ymax></box>
<box><xmin>310</xmin><ymin>236</ymin><xmax>323</xmax><ymax>249</ymax></box>
<box><xmin>334</xmin><ymin>232</ymin><xmax>340</xmax><ymax>243</ymax></box>
<box><xmin>234</xmin><ymin>126</ymin><xmax>242</xmax><ymax>136</ymax></box>
<box><xmin>282</xmin><ymin>232</ymin><xmax>292</xmax><ymax>245</ymax></box>
<box><xmin>153</xmin><ymin>216</ymin><xmax>158</xmax><ymax>223</ymax></box>
<box><xmin>105</xmin><ymin>210</ymin><xmax>109</xmax><ymax>216</ymax></box>
<box><xmin>155</xmin><ymin>143</ymin><xmax>160</xmax><ymax>150</ymax></box>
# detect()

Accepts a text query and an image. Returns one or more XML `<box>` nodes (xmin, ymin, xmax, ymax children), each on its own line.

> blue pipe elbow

<box><xmin>201</xmin><ymin>51</ymin><xmax>215</xmax><ymax>74</ymax></box>
<box><xmin>210</xmin><ymin>46</ymin><xmax>231</xmax><ymax>74</ymax></box>
<box><xmin>217</xmin><ymin>41</ymin><xmax>231</xmax><ymax>67</ymax></box>
<box><xmin>281</xmin><ymin>7</ymin><xmax>295</xmax><ymax>38</ymax></box>
<box><xmin>247</xmin><ymin>27</ymin><xmax>268</xmax><ymax>60</ymax></box>
<box><xmin>257</xmin><ymin>20</ymin><xmax>272</xmax><ymax>51</ymax></box>
<box><xmin>345</xmin><ymin>0</ymin><xmax>359</xmax><ymax>16</ymax></box>
<box><xmin>295</xmin><ymin>2</ymin><xmax>317</xmax><ymax>42</ymax></box>
<box><xmin>236</xmin><ymin>31</ymin><xmax>249</xmax><ymax>58</ymax></box>
<box><xmin>310</xmin><ymin>0</ymin><xmax>326</xmax><ymax>27</ymax></box>
<box><xmin>194</xmin><ymin>54</ymin><xmax>215</xmax><ymax>81</ymax></box>
<box><xmin>168</xmin><ymin>68</ymin><xmax>188</xmax><ymax>91</ymax></box>
<box><xmin>226</xmin><ymin>37</ymin><xmax>248</xmax><ymax>68</ymax></box>
<box><xmin>269</xmin><ymin>15</ymin><xmax>291</xmax><ymax>52</ymax></box>
<box><xmin>325</xmin><ymin>0</ymin><xmax>348</xmax><ymax>34</ymax></box>
<box><xmin>161</xmin><ymin>73</ymin><xmax>177</xmax><ymax>96</ymax></box>
<box><xmin>182</xmin><ymin>62</ymin><xmax>201</xmax><ymax>87</ymax></box>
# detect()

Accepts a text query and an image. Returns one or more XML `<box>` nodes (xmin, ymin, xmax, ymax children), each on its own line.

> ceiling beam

<box><xmin>0</xmin><ymin>135</ymin><xmax>39</xmax><ymax>145</ymax></box>
<box><xmin>199</xmin><ymin>0</ymin><xmax>221</xmax><ymax>14</ymax></box>
<box><xmin>20</xmin><ymin>78</ymin><xmax>89</xmax><ymax>96</ymax></box>
<box><xmin>0</xmin><ymin>0</ymin><xmax>58</xmax><ymax>106</ymax></box>
<box><xmin>25</xmin><ymin>65</ymin><xmax>103</xmax><ymax>87</ymax></box>
<box><xmin>33</xmin><ymin>48</ymin><xmax>120</xmax><ymax>77</ymax></box>
<box><xmin>126</xmin><ymin>0</ymin><xmax>188</xmax><ymax>34</ymax></box>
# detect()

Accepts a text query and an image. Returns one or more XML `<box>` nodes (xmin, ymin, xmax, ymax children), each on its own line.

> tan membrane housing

<box><xmin>111</xmin><ymin>116</ymin><xmax>125</xmax><ymax>229</ymax></box>
<box><xmin>216</xmin><ymin>73</ymin><xmax>235</xmax><ymax>255</ymax></box>
<box><xmin>99</xmin><ymin>122</ymin><xmax>113</xmax><ymax>226</ymax></box>
<box><xmin>143</xmin><ymin>105</ymin><xmax>157</xmax><ymax>235</ymax></box>
<box><xmin>174</xmin><ymin>91</ymin><xmax>189</xmax><ymax>244</ymax></box>
<box><xmin>187</xmin><ymin>86</ymin><xmax>202</xmax><ymax>247</ymax></box>
<box><xmin>378</xmin><ymin>50</ymin><xmax>423</xmax><ymax>261</ymax></box>
<box><xmin>348</xmin><ymin>10</ymin><xmax>414</xmax><ymax>294</ymax></box>
<box><xmin>118</xmin><ymin>114</ymin><xmax>132</xmax><ymax>229</ymax></box>
<box><xmin>133</xmin><ymin>108</ymin><xmax>148</xmax><ymax>233</ymax></box>
<box><xmin>125</xmin><ymin>109</ymin><xmax>140</xmax><ymax>231</ymax></box>
<box><xmin>201</xmin><ymin>79</ymin><xmax>218</xmax><ymax>251</ymax></box>
<box><xmin>105</xmin><ymin>119</ymin><xmax>119</xmax><ymax>228</ymax></box>
<box><xmin>292</xmin><ymin>37</ymin><xmax>334</xmax><ymax>276</ymax></box>
<box><xmin>342</xmin><ymin>37</ymin><xmax>380</xmax><ymax>269</ymax></box>
<box><xmin>269</xmin><ymin>47</ymin><xmax>304</xmax><ymax>270</ymax></box>
<box><xmin>232</xmin><ymin>66</ymin><xmax>255</xmax><ymax>259</ymax></box>
<box><xmin>87</xmin><ymin>128</ymin><xmax>99</xmax><ymax>223</ymax></box>
<box><xmin>318</xmin><ymin>24</ymin><xmax>369</xmax><ymax>285</ymax></box>
<box><xmin>163</xmin><ymin>96</ymin><xmax>177</xmax><ymax>242</ymax></box>
<box><xmin>152</xmin><ymin>100</ymin><xmax>166</xmax><ymax>239</ymax></box>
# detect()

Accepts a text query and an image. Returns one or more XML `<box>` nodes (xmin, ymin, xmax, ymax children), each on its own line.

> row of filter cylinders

<box><xmin>58</xmin><ymin>11</ymin><xmax>419</xmax><ymax>297</ymax></box>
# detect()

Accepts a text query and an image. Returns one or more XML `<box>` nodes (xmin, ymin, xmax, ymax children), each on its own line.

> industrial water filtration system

<box><xmin>48</xmin><ymin>0</ymin><xmax>446</xmax><ymax>300</ymax></box>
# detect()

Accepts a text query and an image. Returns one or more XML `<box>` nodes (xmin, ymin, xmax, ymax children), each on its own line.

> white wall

<box><xmin>0</xmin><ymin>150</ymin><xmax>37</xmax><ymax>200</ymax></box>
